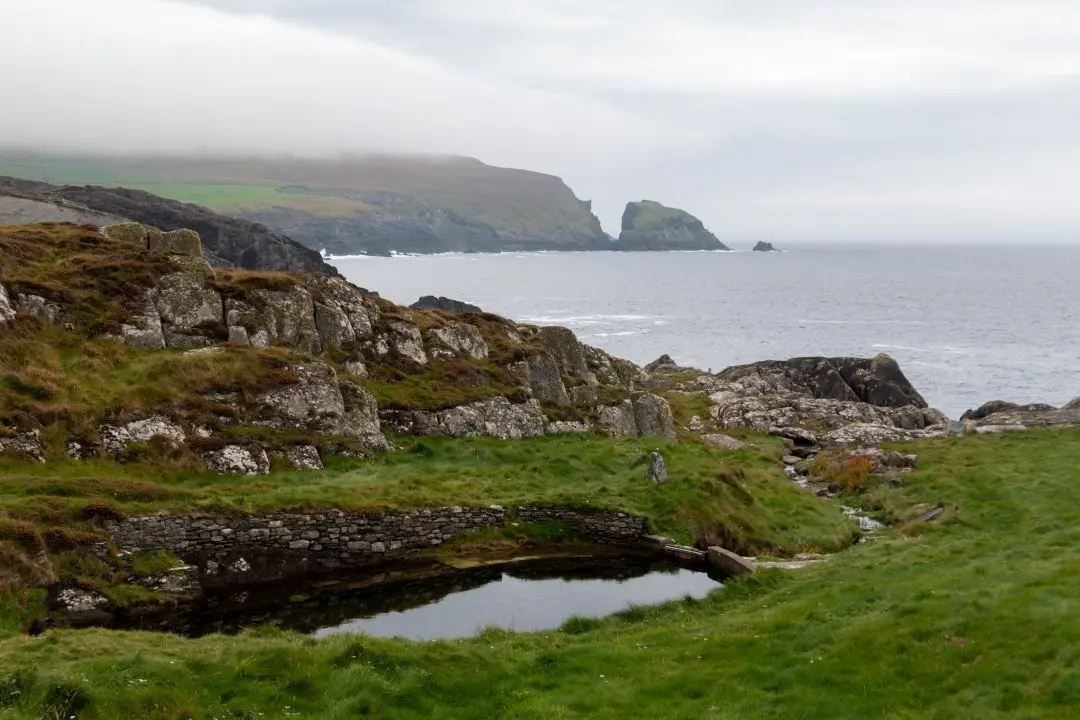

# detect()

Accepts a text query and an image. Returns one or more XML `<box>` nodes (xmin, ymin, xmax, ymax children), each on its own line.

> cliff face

<box><xmin>0</xmin><ymin>177</ymin><xmax>337</xmax><ymax>275</ymax></box>
<box><xmin>0</xmin><ymin>154</ymin><xmax>613</xmax><ymax>255</ymax></box>
<box><xmin>614</xmin><ymin>200</ymin><xmax>730</xmax><ymax>251</ymax></box>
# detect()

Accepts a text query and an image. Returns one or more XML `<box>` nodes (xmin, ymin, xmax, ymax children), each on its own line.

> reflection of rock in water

<box><xmin>110</xmin><ymin>553</ymin><xmax>673</xmax><ymax>638</ymax></box>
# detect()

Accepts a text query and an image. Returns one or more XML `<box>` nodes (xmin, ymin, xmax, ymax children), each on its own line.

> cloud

<box><xmin>2</xmin><ymin>0</ymin><xmax>1079</xmax><ymax>239</ymax></box>
<box><xmin>0</xmin><ymin>0</ymin><xmax>675</xmax><ymax>170</ymax></box>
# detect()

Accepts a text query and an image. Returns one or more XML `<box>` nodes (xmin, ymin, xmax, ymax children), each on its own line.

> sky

<box><xmin>2</xmin><ymin>0</ymin><xmax>1079</xmax><ymax>240</ymax></box>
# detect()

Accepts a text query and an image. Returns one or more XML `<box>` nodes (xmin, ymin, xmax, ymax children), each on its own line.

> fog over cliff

<box><xmin>2</xmin><ymin>0</ymin><xmax>1079</xmax><ymax>241</ymax></box>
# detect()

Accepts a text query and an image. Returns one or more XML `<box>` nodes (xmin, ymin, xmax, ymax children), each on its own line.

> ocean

<box><xmin>331</xmin><ymin>245</ymin><xmax>1080</xmax><ymax>419</ymax></box>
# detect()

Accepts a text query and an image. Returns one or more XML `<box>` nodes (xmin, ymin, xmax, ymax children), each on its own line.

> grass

<box><xmin>0</xmin><ymin>433</ymin><xmax>853</xmax><ymax>553</ymax></box>
<box><xmin>0</xmin><ymin>154</ymin><xmax>606</xmax><ymax>235</ymax></box>
<box><xmin>0</xmin><ymin>427</ymin><xmax>1077</xmax><ymax>717</ymax></box>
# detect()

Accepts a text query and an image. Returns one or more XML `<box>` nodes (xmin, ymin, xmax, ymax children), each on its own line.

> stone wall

<box><xmin>106</xmin><ymin>505</ymin><xmax>648</xmax><ymax>587</ymax></box>
<box><xmin>516</xmin><ymin>506</ymin><xmax>647</xmax><ymax>543</ymax></box>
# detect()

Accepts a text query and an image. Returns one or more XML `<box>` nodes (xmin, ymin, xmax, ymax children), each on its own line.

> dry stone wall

<box><xmin>106</xmin><ymin>506</ymin><xmax>647</xmax><ymax>586</ymax></box>
<box><xmin>516</xmin><ymin>506</ymin><xmax>647</xmax><ymax>543</ymax></box>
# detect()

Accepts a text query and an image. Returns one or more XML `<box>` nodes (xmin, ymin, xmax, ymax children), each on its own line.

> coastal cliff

<box><xmin>614</xmin><ymin>200</ymin><xmax>731</xmax><ymax>251</ymax></box>
<box><xmin>0</xmin><ymin>176</ymin><xmax>337</xmax><ymax>274</ymax></box>
<box><xmin>0</xmin><ymin>154</ymin><xmax>613</xmax><ymax>256</ymax></box>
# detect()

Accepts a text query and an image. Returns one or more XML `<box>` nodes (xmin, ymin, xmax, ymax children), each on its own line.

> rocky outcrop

<box><xmin>710</xmin><ymin>354</ymin><xmax>928</xmax><ymax>409</ymax></box>
<box><xmin>0</xmin><ymin>430</ymin><xmax>45</xmax><ymax>462</ymax></box>
<box><xmin>963</xmin><ymin>398</ymin><xmax>1080</xmax><ymax>430</ymax></box>
<box><xmin>0</xmin><ymin>176</ymin><xmax>336</xmax><ymax>274</ymax></box>
<box><xmin>752</xmin><ymin>241</ymin><xmax>779</xmax><ymax>252</ymax></box>
<box><xmin>100</xmin><ymin>416</ymin><xmax>187</xmax><ymax>456</ymax></box>
<box><xmin>103</xmin><ymin>223</ymin><xmax>204</xmax><ymax>258</ymax></box>
<box><xmin>205</xmin><ymin>446</ymin><xmax>272</xmax><ymax>476</ymax></box>
<box><xmin>0</xmin><ymin>284</ymin><xmax>14</xmax><ymax>324</ymax></box>
<box><xmin>517</xmin><ymin>353</ymin><xmax>571</xmax><ymax>405</ymax></box>
<box><xmin>152</xmin><ymin>260</ymin><xmax>224</xmax><ymax>349</ymax></box>
<box><xmin>647</xmin><ymin>353</ymin><xmax>946</xmax><ymax>448</ymax></box>
<box><xmin>381</xmin><ymin>397</ymin><xmax>549</xmax><ymax>440</ymax></box>
<box><xmin>0</xmin><ymin>186</ymin><xmax>125</xmax><ymax>226</ymax></box>
<box><xmin>13</xmin><ymin>294</ymin><xmax>63</xmax><ymax>324</ymax></box>
<box><xmin>370</xmin><ymin>321</ymin><xmax>427</xmax><ymax>366</ymax></box>
<box><xmin>427</xmin><ymin>323</ymin><xmax>489</xmax><ymax>361</ymax></box>
<box><xmin>614</xmin><ymin>200</ymin><xmax>731</xmax><ymax>252</ymax></box>
<box><xmin>598</xmin><ymin>393</ymin><xmax>677</xmax><ymax>440</ymax></box>
<box><xmin>255</xmin><ymin>364</ymin><xmax>389</xmax><ymax>452</ymax></box>
<box><xmin>410</xmin><ymin>296</ymin><xmax>483</xmax><ymax>313</ymax></box>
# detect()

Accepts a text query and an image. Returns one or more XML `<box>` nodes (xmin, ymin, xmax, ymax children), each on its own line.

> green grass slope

<box><xmin>0</xmin><ymin>153</ymin><xmax>605</xmax><ymax>237</ymax></box>
<box><xmin>0</xmin><ymin>427</ymin><xmax>1077</xmax><ymax>718</ymax></box>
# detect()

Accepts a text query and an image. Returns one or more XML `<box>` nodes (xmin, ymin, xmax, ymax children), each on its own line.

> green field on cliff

<box><xmin>0</xmin><ymin>153</ymin><xmax>604</xmax><ymax>235</ymax></box>
<box><xmin>0</xmin><ymin>427</ymin><xmax>1078</xmax><ymax>718</ymax></box>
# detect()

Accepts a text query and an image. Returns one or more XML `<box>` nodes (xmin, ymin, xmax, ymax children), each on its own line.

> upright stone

<box><xmin>647</xmin><ymin>451</ymin><xmax>668</xmax><ymax>484</ymax></box>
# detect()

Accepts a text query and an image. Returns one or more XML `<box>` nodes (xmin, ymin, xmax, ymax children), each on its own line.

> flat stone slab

<box><xmin>707</xmin><ymin>546</ymin><xmax>756</xmax><ymax>576</ymax></box>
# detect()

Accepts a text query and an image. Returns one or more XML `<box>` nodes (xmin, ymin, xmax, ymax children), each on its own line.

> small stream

<box><xmin>112</xmin><ymin>554</ymin><xmax>723</xmax><ymax>640</ymax></box>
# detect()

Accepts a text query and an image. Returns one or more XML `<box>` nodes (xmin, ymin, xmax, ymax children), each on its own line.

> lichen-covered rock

<box><xmin>14</xmin><ymin>294</ymin><xmax>63</xmax><ymax>324</ymax></box>
<box><xmin>963</xmin><ymin>399</ymin><xmax>1080</xmax><ymax>429</ymax></box>
<box><xmin>284</xmin><ymin>445</ymin><xmax>324</xmax><ymax>471</ymax></box>
<box><xmin>343</xmin><ymin>360</ymin><xmax>368</xmax><ymax>377</ymax></box>
<box><xmin>102</xmin><ymin>222</ymin><xmax>151</xmax><ymax>247</ymax></box>
<box><xmin>54</xmin><ymin>587</ymin><xmax>111</xmax><ymax>614</ymax></box>
<box><xmin>227</xmin><ymin>325</ymin><xmax>250</xmax><ymax>345</ymax></box>
<box><xmin>307</xmin><ymin>275</ymin><xmax>377</xmax><ymax>345</ymax></box>
<box><xmin>251</xmin><ymin>363</ymin><xmax>385</xmax><ymax>451</ymax></box>
<box><xmin>152</xmin><ymin>266</ymin><xmax>223</xmax><ymax>349</ymax></box>
<box><xmin>383</xmin><ymin>397</ymin><xmax>548</xmax><ymax>439</ymax></box>
<box><xmin>99</xmin><ymin>416</ymin><xmax>187</xmax><ymax>456</ymax></box>
<box><xmin>708</xmin><ymin>353</ymin><xmax>928</xmax><ymax>409</ymax></box>
<box><xmin>546</xmin><ymin>420</ymin><xmax>591</xmax><ymax>434</ymax></box>
<box><xmin>256</xmin><ymin>362</ymin><xmax>343</xmax><ymax>428</ymax></box>
<box><xmin>428</xmin><ymin>323</ymin><xmax>489</xmax><ymax>361</ymax></box>
<box><xmin>0</xmin><ymin>284</ymin><xmax>15</xmax><ymax>324</ymax></box>
<box><xmin>632</xmin><ymin>393</ymin><xmax>677</xmax><ymax>440</ymax></box>
<box><xmin>570</xmin><ymin>385</ymin><xmax>598</xmax><ymax>406</ymax></box>
<box><xmin>710</xmin><ymin>394</ymin><xmax>946</xmax><ymax>441</ymax></box>
<box><xmin>339</xmin><ymin>381</ymin><xmax>391</xmax><ymax>452</ymax></box>
<box><xmin>372</xmin><ymin>321</ymin><xmax>427</xmax><ymax>366</ymax></box>
<box><xmin>205</xmin><ymin>445</ymin><xmax>271</xmax><ymax>475</ymax></box>
<box><xmin>538</xmin><ymin>326</ymin><xmax>596</xmax><ymax>384</ymax></box>
<box><xmin>584</xmin><ymin>345</ymin><xmax>641</xmax><ymax>389</ymax></box>
<box><xmin>114</xmin><ymin>290</ymin><xmax>167</xmax><ymax>349</ymax></box>
<box><xmin>702</xmin><ymin>434</ymin><xmax>746</xmax><ymax>451</ymax></box>
<box><xmin>0</xmin><ymin>430</ymin><xmax>45</xmax><ymax>462</ymax></box>
<box><xmin>148</xmin><ymin>228</ymin><xmax>202</xmax><ymax>257</ymax></box>
<box><xmin>314</xmin><ymin>304</ymin><xmax>354</xmax><ymax>349</ymax></box>
<box><xmin>598</xmin><ymin>400</ymin><xmax>639</xmax><ymax>437</ymax></box>
<box><xmin>819</xmin><ymin>423</ymin><xmax>940</xmax><ymax>447</ymax></box>
<box><xmin>228</xmin><ymin>286</ymin><xmax>321</xmax><ymax>354</ymax></box>
<box><xmin>524</xmin><ymin>352</ymin><xmax>570</xmax><ymax>406</ymax></box>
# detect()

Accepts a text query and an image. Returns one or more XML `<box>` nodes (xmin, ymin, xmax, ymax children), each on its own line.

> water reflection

<box><xmin>112</xmin><ymin>554</ymin><xmax>723</xmax><ymax>640</ymax></box>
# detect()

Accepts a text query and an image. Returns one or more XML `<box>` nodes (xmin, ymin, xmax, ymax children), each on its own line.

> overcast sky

<box><xmin>2</xmin><ymin>0</ymin><xmax>1079</xmax><ymax>240</ymax></box>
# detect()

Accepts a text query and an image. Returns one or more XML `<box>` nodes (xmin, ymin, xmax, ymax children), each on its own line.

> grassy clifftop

<box><xmin>0</xmin><ymin>153</ymin><xmax>608</xmax><ymax>245</ymax></box>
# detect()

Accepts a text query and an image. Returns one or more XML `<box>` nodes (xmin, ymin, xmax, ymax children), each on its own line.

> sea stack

<box><xmin>614</xmin><ymin>200</ymin><xmax>731</xmax><ymax>251</ymax></box>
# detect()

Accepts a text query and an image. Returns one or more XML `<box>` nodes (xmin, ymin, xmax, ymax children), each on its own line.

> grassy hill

<box><xmin>0</xmin><ymin>153</ymin><xmax>605</xmax><ymax>239</ymax></box>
